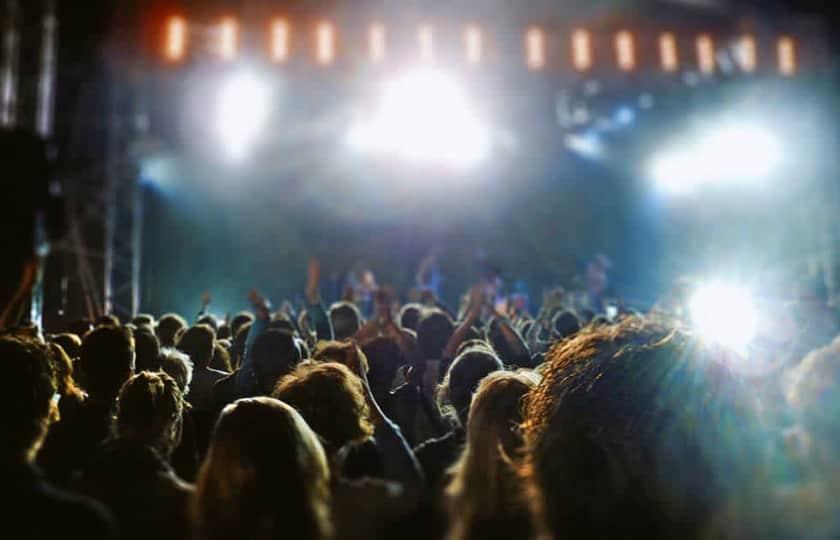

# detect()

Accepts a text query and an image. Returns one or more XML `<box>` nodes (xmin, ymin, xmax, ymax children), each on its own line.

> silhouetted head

<box><xmin>252</xmin><ymin>329</ymin><xmax>302</xmax><ymax>395</ymax></box>
<box><xmin>78</xmin><ymin>326</ymin><xmax>135</xmax><ymax>401</ymax></box>
<box><xmin>328</xmin><ymin>302</ymin><xmax>362</xmax><ymax>340</ymax></box>
<box><xmin>437</xmin><ymin>347</ymin><xmax>504</xmax><ymax>428</ymax></box>
<box><xmin>157</xmin><ymin>313</ymin><xmax>188</xmax><ymax>348</ymax></box>
<box><xmin>418</xmin><ymin>308</ymin><xmax>455</xmax><ymax>360</ymax></box>
<box><xmin>177</xmin><ymin>324</ymin><xmax>216</xmax><ymax>369</ymax></box>
<box><xmin>0</xmin><ymin>337</ymin><xmax>57</xmax><ymax>461</ymax></box>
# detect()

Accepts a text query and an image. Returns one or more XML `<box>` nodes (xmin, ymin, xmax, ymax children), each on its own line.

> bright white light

<box><xmin>348</xmin><ymin>69</ymin><xmax>490</xmax><ymax>170</ymax></box>
<box><xmin>689</xmin><ymin>281</ymin><xmax>758</xmax><ymax>354</ymax></box>
<box><xmin>650</xmin><ymin>122</ymin><xmax>783</xmax><ymax>195</ymax></box>
<box><xmin>215</xmin><ymin>72</ymin><xmax>271</xmax><ymax>161</ymax></box>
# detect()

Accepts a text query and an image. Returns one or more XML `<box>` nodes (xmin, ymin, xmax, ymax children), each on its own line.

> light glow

<box><xmin>615</xmin><ymin>30</ymin><xmax>635</xmax><ymax>71</ymax></box>
<box><xmin>418</xmin><ymin>24</ymin><xmax>435</xmax><ymax>63</ymax></box>
<box><xmin>659</xmin><ymin>32</ymin><xmax>679</xmax><ymax>72</ymax></box>
<box><xmin>165</xmin><ymin>16</ymin><xmax>187</xmax><ymax>62</ymax></box>
<box><xmin>572</xmin><ymin>29</ymin><xmax>592</xmax><ymax>71</ymax></box>
<box><xmin>650</xmin><ymin>122</ymin><xmax>783</xmax><ymax>195</ymax></box>
<box><xmin>689</xmin><ymin>281</ymin><xmax>758</xmax><ymax>354</ymax></box>
<box><xmin>271</xmin><ymin>19</ymin><xmax>290</xmax><ymax>63</ymax></box>
<box><xmin>347</xmin><ymin>69</ymin><xmax>490</xmax><ymax>170</ymax></box>
<box><xmin>778</xmin><ymin>36</ymin><xmax>796</xmax><ymax>76</ymax></box>
<box><xmin>215</xmin><ymin>72</ymin><xmax>272</xmax><ymax>161</ymax></box>
<box><xmin>369</xmin><ymin>23</ymin><xmax>386</xmax><ymax>63</ymax></box>
<box><xmin>465</xmin><ymin>24</ymin><xmax>482</xmax><ymax>65</ymax></box>
<box><xmin>316</xmin><ymin>22</ymin><xmax>335</xmax><ymax>65</ymax></box>
<box><xmin>737</xmin><ymin>34</ymin><xmax>757</xmax><ymax>72</ymax></box>
<box><xmin>525</xmin><ymin>27</ymin><xmax>546</xmax><ymax>70</ymax></box>
<box><xmin>219</xmin><ymin>18</ymin><xmax>238</xmax><ymax>61</ymax></box>
<box><xmin>697</xmin><ymin>34</ymin><xmax>715</xmax><ymax>74</ymax></box>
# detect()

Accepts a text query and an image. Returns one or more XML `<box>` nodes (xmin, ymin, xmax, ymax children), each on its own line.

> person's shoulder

<box><xmin>39</xmin><ymin>479</ymin><xmax>116</xmax><ymax>539</ymax></box>
<box><xmin>413</xmin><ymin>429</ymin><xmax>461</xmax><ymax>463</ymax></box>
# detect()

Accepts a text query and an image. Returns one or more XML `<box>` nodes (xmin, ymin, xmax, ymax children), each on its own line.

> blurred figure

<box><xmin>1</xmin><ymin>336</ymin><xmax>114</xmax><ymax>539</ymax></box>
<box><xmin>447</xmin><ymin>370</ymin><xmax>540</xmax><ymax>540</ymax></box>
<box><xmin>78</xmin><ymin>372</ymin><xmax>192</xmax><ymax>540</ymax></box>
<box><xmin>39</xmin><ymin>326</ymin><xmax>135</xmax><ymax>485</ymax></box>
<box><xmin>194</xmin><ymin>398</ymin><xmax>332</xmax><ymax>540</ymax></box>
<box><xmin>416</xmin><ymin>346</ymin><xmax>503</xmax><ymax>493</ymax></box>
<box><xmin>157</xmin><ymin>313</ymin><xmax>187</xmax><ymax>349</ymax></box>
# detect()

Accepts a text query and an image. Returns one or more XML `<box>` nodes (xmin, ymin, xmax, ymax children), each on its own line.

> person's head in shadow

<box><xmin>252</xmin><ymin>329</ymin><xmax>303</xmax><ymax>395</ymax></box>
<box><xmin>437</xmin><ymin>347</ymin><xmax>504</xmax><ymax>431</ymax></box>
<box><xmin>0</xmin><ymin>337</ymin><xmax>58</xmax><ymax>463</ymax></box>
<box><xmin>78</xmin><ymin>326</ymin><xmax>135</xmax><ymax>404</ymax></box>
<box><xmin>177</xmin><ymin>324</ymin><xmax>215</xmax><ymax>371</ymax></box>
<box><xmin>329</xmin><ymin>302</ymin><xmax>362</xmax><ymax>341</ymax></box>
<box><xmin>195</xmin><ymin>397</ymin><xmax>332</xmax><ymax>540</ymax></box>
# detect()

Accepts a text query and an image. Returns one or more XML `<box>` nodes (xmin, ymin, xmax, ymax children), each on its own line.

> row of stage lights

<box><xmin>164</xmin><ymin>16</ymin><xmax>798</xmax><ymax>76</ymax></box>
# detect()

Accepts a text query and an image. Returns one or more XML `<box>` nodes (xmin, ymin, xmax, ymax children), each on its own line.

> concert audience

<box><xmin>2</xmin><ymin>261</ymin><xmax>840</xmax><ymax>539</ymax></box>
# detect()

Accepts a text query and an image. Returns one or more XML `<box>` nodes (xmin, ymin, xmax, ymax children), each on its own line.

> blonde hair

<box><xmin>446</xmin><ymin>370</ymin><xmax>540</xmax><ymax>540</ymax></box>
<box><xmin>194</xmin><ymin>397</ymin><xmax>332</xmax><ymax>540</ymax></box>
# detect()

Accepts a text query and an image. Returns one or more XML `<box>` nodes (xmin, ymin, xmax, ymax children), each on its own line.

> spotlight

<box><xmin>165</xmin><ymin>16</ymin><xmax>187</xmax><ymax>62</ymax></box>
<box><xmin>348</xmin><ymin>68</ymin><xmax>490</xmax><ymax>170</ymax></box>
<box><xmin>215</xmin><ymin>71</ymin><xmax>272</xmax><ymax>161</ymax></box>
<box><xmin>525</xmin><ymin>27</ymin><xmax>546</xmax><ymax>71</ymax></box>
<box><xmin>689</xmin><ymin>281</ymin><xmax>758</xmax><ymax>354</ymax></box>
<box><xmin>649</xmin><ymin>122</ymin><xmax>783</xmax><ymax>195</ymax></box>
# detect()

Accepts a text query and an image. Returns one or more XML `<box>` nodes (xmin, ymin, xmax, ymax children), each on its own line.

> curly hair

<box><xmin>115</xmin><ymin>371</ymin><xmax>184</xmax><ymax>455</ymax></box>
<box><xmin>521</xmin><ymin>316</ymin><xmax>756</xmax><ymax>538</ymax></box>
<box><xmin>273</xmin><ymin>361</ymin><xmax>373</xmax><ymax>455</ymax></box>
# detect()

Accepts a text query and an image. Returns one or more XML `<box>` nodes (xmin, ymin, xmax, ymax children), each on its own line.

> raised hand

<box><xmin>201</xmin><ymin>291</ymin><xmax>212</xmax><ymax>307</ymax></box>
<box><xmin>305</xmin><ymin>258</ymin><xmax>321</xmax><ymax>304</ymax></box>
<box><xmin>248</xmin><ymin>289</ymin><xmax>271</xmax><ymax>320</ymax></box>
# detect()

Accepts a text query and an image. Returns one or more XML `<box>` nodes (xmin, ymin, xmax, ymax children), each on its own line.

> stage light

<box><xmin>215</xmin><ymin>71</ymin><xmax>271</xmax><ymax>161</ymax></box>
<box><xmin>649</xmin><ymin>122</ymin><xmax>783</xmax><ymax>195</ymax></box>
<box><xmin>419</xmin><ymin>24</ymin><xmax>435</xmax><ymax>63</ymax></box>
<box><xmin>347</xmin><ymin>68</ymin><xmax>490</xmax><ymax>170</ymax></box>
<box><xmin>219</xmin><ymin>18</ymin><xmax>238</xmax><ymax>61</ymax></box>
<box><xmin>615</xmin><ymin>30</ymin><xmax>635</xmax><ymax>71</ymax></box>
<box><xmin>465</xmin><ymin>24</ymin><xmax>482</xmax><ymax>65</ymax></box>
<box><xmin>778</xmin><ymin>36</ymin><xmax>796</xmax><ymax>76</ymax></box>
<box><xmin>659</xmin><ymin>32</ymin><xmax>679</xmax><ymax>72</ymax></box>
<box><xmin>697</xmin><ymin>34</ymin><xmax>715</xmax><ymax>74</ymax></box>
<box><xmin>689</xmin><ymin>281</ymin><xmax>758</xmax><ymax>354</ymax></box>
<box><xmin>572</xmin><ymin>29</ymin><xmax>592</xmax><ymax>71</ymax></box>
<box><xmin>737</xmin><ymin>34</ymin><xmax>757</xmax><ymax>73</ymax></box>
<box><xmin>315</xmin><ymin>22</ymin><xmax>335</xmax><ymax>65</ymax></box>
<box><xmin>165</xmin><ymin>16</ymin><xmax>187</xmax><ymax>62</ymax></box>
<box><xmin>271</xmin><ymin>19</ymin><xmax>290</xmax><ymax>63</ymax></box>
<box><xmin>369</xmin><ymin>23</ymin><xmax>386</xmax><ymax>63</ymax></box>
<box><xmin>525</xmin><ymin>27</ymin><xmax>546</xmax><ymax>70</ymax></box>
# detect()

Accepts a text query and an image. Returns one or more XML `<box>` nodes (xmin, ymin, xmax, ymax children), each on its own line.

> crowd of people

<box><xmin>3</xmin><ymin>257</ymin><xmax>840</xmax><ymax>539</ymax></box>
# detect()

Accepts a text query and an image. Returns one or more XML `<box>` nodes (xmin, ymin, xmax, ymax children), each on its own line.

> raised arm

<box><xmin>235</xmin><ymin>289</ymin><xmax>270</xmax><ymax>396</ymax></box>
<box><xmin>441</xmin><ymin>285</ymin><xmax>483</xmax><ymax>361</ymax></box>
<box><xmin>305</xmin><ymin>258</ymin><xmax>334</xmax><ymax>343</ymax></box>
